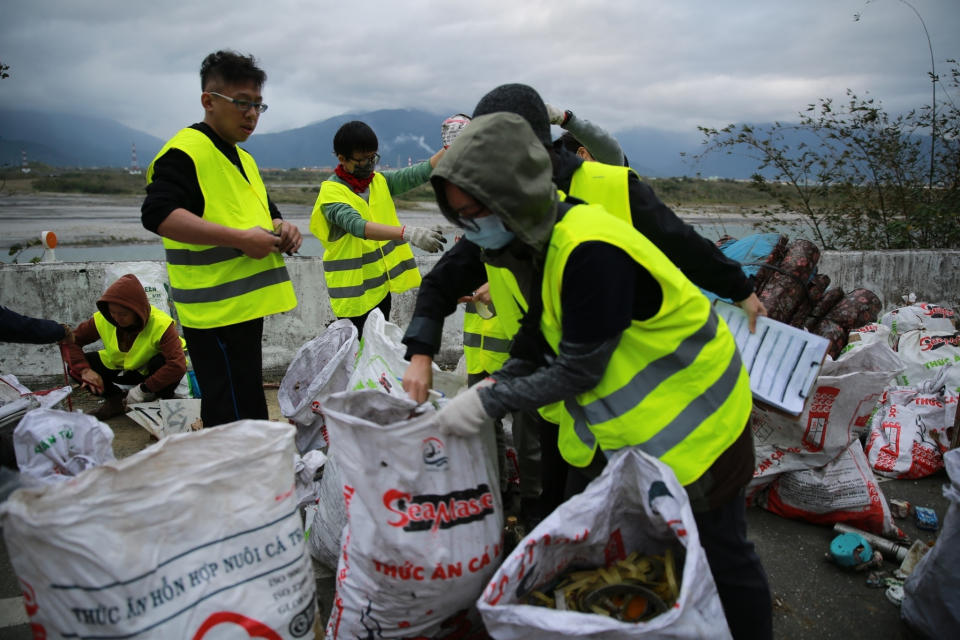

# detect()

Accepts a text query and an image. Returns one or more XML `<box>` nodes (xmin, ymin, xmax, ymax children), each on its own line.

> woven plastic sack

<box><xmin>13</xmin><ymin>408</ymin><xmax>115</xmax><ymax>486</ymax></box>
<box><xmin>748</xmin><ymin>339</ymin><xmax>903</xmax><ymax>498</ymax></box>
<box><xmin>307</xmin><ymin>453</ymin><xmax>347</xmax><ymax>571</ymax></box>
<box><xmin>0</xmin><ymin>420</ymin><xmax>317</xmax><ymax>639</ymax></box>
<box><xmin>348</xmin><ymin>308</ymin><xmax>465</xmax><ymax>400</ymax></box>
<box><xmin>893</xmin><ymin>330</ymin><xmax>960</xmax><ymax>394</ymax></box>
<box><xmin>880</xmin><ymin>301</ymin><xmax>956</xmax><ymax>337</ymax></box>
<box><xmin>278</xmin><ymin>319</ymin><xmax>358</xmax><ymax>452</ymax></box>
<box><xmin>756</xmin><ymin>440</ymin><xmax>901</xmax><ymax>537</ymax></box>
<box><xmin>864</xmin><ymin>368</ymin><xmax>958</xmax><ymax>479</ymax></box>
<box><xmin>478</xmin><ymin>448</ymin><xmax>728</xmax><ymax>639</ymax></box>
<box><xmin>901</xmin><ymin>448</ymin><xmax>960</xmax><ymax>637</ymax></box>
<box><xmin>322</xmin><ymin>389</ymin><xmax>502</xmax><ymax>639</ymax></box>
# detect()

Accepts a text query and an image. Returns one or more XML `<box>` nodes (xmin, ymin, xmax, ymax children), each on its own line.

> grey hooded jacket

<box><xmin>431</xmin><ymin>112</ymin><xmax>621</xmax><ymax>420</ymax></box>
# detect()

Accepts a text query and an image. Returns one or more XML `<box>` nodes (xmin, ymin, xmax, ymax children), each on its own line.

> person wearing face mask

<box><xmin>430</xmin><ymin>112</ymin><xmax>772</xmax><ymax>640</ymax></box>
<box><xmin>311</xmin><ymin>120</ymin><xmax>447</xmax><ymax>336</ymax></box>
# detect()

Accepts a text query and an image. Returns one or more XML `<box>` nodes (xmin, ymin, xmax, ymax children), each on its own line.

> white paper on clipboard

<box><xmin>714</xmin><ymin>300</ymin><xmax>830</xmax><ymax>415</ymax></box>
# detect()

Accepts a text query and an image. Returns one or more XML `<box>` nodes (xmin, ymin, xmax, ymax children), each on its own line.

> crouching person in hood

<box><xmin>64</xmin><ymin>274</ymin><xmax>187</xmax><ymax>420</ymax></box>
<box><xmin>430</xmin><ymin>112</ymin><xmax>772</xmax><ymax>640</ymax></box>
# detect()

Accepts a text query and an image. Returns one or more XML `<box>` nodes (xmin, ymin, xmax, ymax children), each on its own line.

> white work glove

<box><xmin>436</xmin><ymin>378</ymin><xmax>496</xmax><ymax>437</ymax></box>
<box><xmin>545</xmin><ymin>103</ymin><xmax>567</xmax><ymax>126</ymax></box>
<box><xmin>125</xmin><ymin>384</ymin><xmax>156</xmax><ymax>407</ymax></box>
<box><xmin>441</xmin><ymin>113</ymin><xmax>471</xmax><ymax>148</ymax></box>
<box><xmin>403</xmin><ymin>225</ymin><xmax>447</xmax><ymax>253</ymax></box>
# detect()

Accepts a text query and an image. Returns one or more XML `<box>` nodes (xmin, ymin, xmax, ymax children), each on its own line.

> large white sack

<box><xmin>307</xmin><ymin>453</ymin><xmax>347</xmax><ymax>571</ymax></box>
<box><xmin>348</xmin><ymin>309</ymin><xmax>465</xmax><ymax>401</ymax></box>
<box><xmin>13</xmin><ymin>408</ymin><xmax>115</xmax><ymax>486</ymax></box>
<box><xmin>893</xmin><ymin>329</ymin><xmax>960</xmax><ymax>393</ymax></box>
<box><xmin>755</xmin><ymin>440</ymin><xmax>901</xmax><ymax>537</ymax></box>
<box><xmin>880</xmin><ymin>301</ymin><xmax>956</xmax><ymax>337</ymax></box>
<box><xmin>865</xmin><ymin>368</ymin><xmax>958</xmax><ymax>479</ymax></box>
<box><xmin>901</xmin><ymin>448</ymin><xmax>960</xmax><ymax>637</ymax></box>
<box><xmin>0</xmin><ymin>420</ymin><xmax>317</xmax><ymax>639</ymax></box>
<box><xmin>322</xmin><ymin>390</ymin><xmax>502</xmax><ymax>639</ymax></box>
<box><xmin>104</xmin><ymin>262</ymin><xmax>171</xmax><ymax>315</ymax></box>
<box><xmin>478</xmin><ymin>448</ymin><xmax>729</xmax><ymax>640</ymax></box>
<box><xmin>278</xmin><ymin>319</ymin><xmax>358</xmax><ymax>452</ymax></box>
<box><xmin>749</xmin><ymin>339</ymin><xmax>903</xmax><ymax>497</ymax></box>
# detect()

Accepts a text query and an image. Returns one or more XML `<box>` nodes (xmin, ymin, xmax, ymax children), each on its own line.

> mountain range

<box><xmin>0</xmin><ymin>107</ymin><xmax>764</xmax><ymax>178</ymax></box>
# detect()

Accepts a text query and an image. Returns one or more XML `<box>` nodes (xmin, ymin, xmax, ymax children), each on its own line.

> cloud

<box><xmin>1</xmin><ymin>0</ymin><xmax>957</xmax><ymax>139</ymax></box>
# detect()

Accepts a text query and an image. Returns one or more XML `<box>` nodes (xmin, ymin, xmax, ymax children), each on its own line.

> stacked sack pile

<box><xmin>860</xmin><ymin>299</ymin><xmax>959</xmax><ymax>480</ymax></box>
<box><xmin>714</xmin><ymin>234</ymin><xmax>900</xmax><ymax>537</ymax></box>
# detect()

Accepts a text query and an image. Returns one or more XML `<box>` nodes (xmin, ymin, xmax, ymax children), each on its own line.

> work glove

<box><xmin>435</xmin><ymin>378</ymin><xmax>496</xmax><ymax>437</ymax></box>
<box><xmin>545</xmin><ymin>103</ymin><xmax>570</xmax><ymax>127</ymax></box>
<box><xmin>125</xmin><ymin>383</ymin><xmax>156</xmax><ymax>407</ymax></box>
<box><xmin>441</xmin><ymin>113</ymin><xmax>471</xmax><ymax>148</ymax></box>
<box><xmin>403</xmin><ymin>225</ymin><xmax>447</xmax><ymax>253</ymax></box>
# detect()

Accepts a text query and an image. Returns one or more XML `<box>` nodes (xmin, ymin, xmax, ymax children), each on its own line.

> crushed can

<box><xmin>889</xmin><ymin>498</ymin><xmax>910</xmax><ymax>519</ymax></box>
<box><xmin>914</xmin><ymin>506</ymin><xmax>938</xmax><ymax>531</ymax></box>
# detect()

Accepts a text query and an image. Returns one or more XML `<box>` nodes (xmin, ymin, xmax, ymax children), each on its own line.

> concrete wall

<box><xmin>2</xmin><ymin>251</ymin><xmax>958</xmax><ymax>386</ymax></box>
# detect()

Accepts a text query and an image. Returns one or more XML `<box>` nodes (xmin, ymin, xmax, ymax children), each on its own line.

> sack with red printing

<box><xmin>893</xmin><ymin>330</ymin><xmax>960</xmax><ymax>393</ymax></box>
<box><xmin>478</xmin><ymin>448</ymin><xmax>728</xmax><ymax>640</ymax></box>
<box><xmin>865</xmin><ymin>368</ymin><xmax>958</xmax><ymax>479</ymax></box>
<box><xmin>322</xmin><ymin>389</ymin><xmax>502</xmax><ymax>639</ymax></box>
<box><xmin>755</xmin><ymin>439</ymin><xmax>902</xmax><ymax>537</ymax></box>
<box><xmin>880</xmin><ymin>301</ymin><xmax>957</xmax><ymax>338</ymax></box>
<box><xmin>748</xmin><ymin>339</ymin><xmax>903</xmax><ymax>500</ymax></box>
<box><xmin>0</xmin><ymin>420</ymin><xmax>317</xmax><ymax>639</ymax></box>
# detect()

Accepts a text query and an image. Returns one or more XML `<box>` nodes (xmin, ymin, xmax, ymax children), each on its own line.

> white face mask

<box><xmin>463</xmin><ymin>215</ymin><xmax>515</xmax><ymax>250</ymax></box>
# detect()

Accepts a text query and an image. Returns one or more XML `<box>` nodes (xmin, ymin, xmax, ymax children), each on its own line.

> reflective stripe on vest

<box><xmin>462</xmin><ymin>301</ymin><xmax>512</xmax><ymax>375</ymax></box>
<box><xmin>94</xmin><ymin>306</ymin><xmax>180</xmax><ymax>373</ymax></box>
<box><xmin>540</xmin><ymin>204</ymin><xmax>752</xmax><ymax>485</ymax></box>
<box><xmin>146</xmin><ymin>128</ymin><xmax>296</xmax><ymax>329</ymax></box>
<box><xmin>312</xmin><ymin>175</ymin><xmax>421</xmax><ymax>317</ymax></box>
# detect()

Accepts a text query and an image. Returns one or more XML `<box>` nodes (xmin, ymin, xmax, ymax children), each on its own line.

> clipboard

<box><xmin>715</xmin><ymin>300</ymin><xmax>830</xmax><ymax>415</ymax></box>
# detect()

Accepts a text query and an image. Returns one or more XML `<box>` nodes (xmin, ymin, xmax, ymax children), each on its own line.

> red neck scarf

<box><xmin>335</xmin><ymin>164</ymin><xmax>374</xmax><ymax>193</ymax></box>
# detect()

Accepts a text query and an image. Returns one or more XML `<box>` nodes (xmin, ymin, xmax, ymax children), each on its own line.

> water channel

<box><xmin>0</xmin><ymin>193</ymin><xmax>807</xmax><ymax>263</ymax></box>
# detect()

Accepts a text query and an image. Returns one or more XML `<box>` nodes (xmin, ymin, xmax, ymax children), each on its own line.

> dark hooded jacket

<box><xmin>65</xmin><ymin>274</ymin><xmax>187</xmax><ymax>393</ymax></box>
<box><xmin>431</xmin><ymin>113</ymin><xmax>753</xmax><ymax>509</ymax></box>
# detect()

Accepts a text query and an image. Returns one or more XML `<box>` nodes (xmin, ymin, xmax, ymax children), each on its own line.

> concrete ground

<box><xmin>0</xmin><ymin>388</ymin><xmax>951</xmax><ymax>639</ymax></box>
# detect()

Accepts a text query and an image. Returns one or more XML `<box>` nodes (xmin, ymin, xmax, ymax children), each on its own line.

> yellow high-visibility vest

<box><xmin>462</xmin><ymin>298</ymin><xmax>512</xmax><ymax>375</ymax></box>
<box><xmin>539</xmin><ymin>203</ymin><xmax>752</xmax><ymax>486</ymax></box>
<box><xmin>93</xmin><ymin>306</ymin><xmax>184</xmax><ymax>373</ymax></box>
<box><xmin>312</xmin><ymin>175</ymin><xmax>421</xmax><ymax>317</ymax></box>
<box><xmin>146</xmin><ymin>128</ymin><xmax>297</xmax><ymax>329</ymax></box>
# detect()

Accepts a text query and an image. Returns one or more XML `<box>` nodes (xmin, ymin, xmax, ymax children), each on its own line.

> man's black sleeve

<box><xmin>402</xmin><ymin>239</ymin><xmax>488</xmax><ymax>359</ymax></box>
<box><xmin>627</xmin><ymin>173</ymin><xmax>753</xmax><ymax>301</ymax></box>
<box><xmin>0</xmin><ymin>306</ymin><xmax>65</xmax><ymax>344</ymax></box>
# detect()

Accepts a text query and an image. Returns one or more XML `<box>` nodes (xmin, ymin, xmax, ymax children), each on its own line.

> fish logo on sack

<box><xmin>422</xmin><ymin>436</ymin><xmax>449</xmax><ymax>471</ymax></box>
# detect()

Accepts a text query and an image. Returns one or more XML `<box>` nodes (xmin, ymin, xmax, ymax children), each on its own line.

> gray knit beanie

<box><xmin>472</xmin><ymin>83</ymin><xmax>551</xmax><ymax>146</ymax></box>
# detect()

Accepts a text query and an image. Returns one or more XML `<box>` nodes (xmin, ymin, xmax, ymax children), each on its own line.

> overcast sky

<box><xmin>1</xmin><ymin>0</ymin><xmax>957</xmax><ymax>141</ymax></box>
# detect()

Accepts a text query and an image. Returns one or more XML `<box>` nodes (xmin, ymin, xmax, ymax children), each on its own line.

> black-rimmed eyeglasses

<box><xmin>208</xmin><ymin>91</ymin><xmax>268</xmax><ymax>114</ymax></box>
<box><xmin>349</xmin><ymin>152</ymin><xmax>380</xmax><ymax>166</ymax></box>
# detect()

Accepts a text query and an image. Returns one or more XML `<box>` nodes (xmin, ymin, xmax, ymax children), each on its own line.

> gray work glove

<box><xmin>435</xmin><ymin>378</ymin><xmax>496</xmax><ymax>437</ymax></box>
<box><xmin>403</xmin><ymin>225</ymin><xmax>447</xmax><ymax>253</ymax></box>
<box><xmin>545</xmin><ymin>103</ymin><xmax>567</xmax><ymax>126</ymax></box>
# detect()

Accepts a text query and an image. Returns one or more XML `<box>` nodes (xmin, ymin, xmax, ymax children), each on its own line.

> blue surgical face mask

<box><xmin>463</xmin><ymin>214</ymin><xmax>515</xmax><ymax>250</ymax></box>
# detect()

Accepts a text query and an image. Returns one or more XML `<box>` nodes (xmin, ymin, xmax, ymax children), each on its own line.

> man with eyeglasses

<box><xmin>141</xmin><ymin>50</ymin><xmax>301</xmax><ymax>428</ymax></box>
<box><xmin>310</xmin><ymin>120</ymin><xmax>447</xmax><ymax>337</ymax></box>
